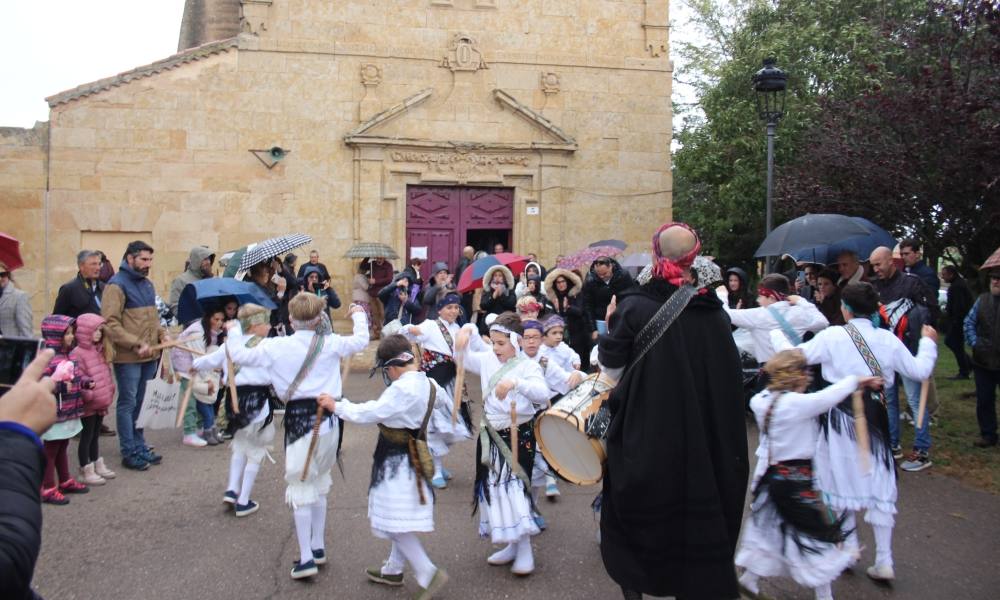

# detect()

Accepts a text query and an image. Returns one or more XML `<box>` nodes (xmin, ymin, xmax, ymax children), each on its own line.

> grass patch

<box><xmin>898</xmin><ymin>341</ymin><xmax>1000</xmax><ymax>494</ymax></box>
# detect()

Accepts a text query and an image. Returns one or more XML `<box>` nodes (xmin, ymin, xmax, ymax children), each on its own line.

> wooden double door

<box><xmin>406</xmin><ymin>186</ymin><xmax>514</xmax><ymax>280</ymax></box>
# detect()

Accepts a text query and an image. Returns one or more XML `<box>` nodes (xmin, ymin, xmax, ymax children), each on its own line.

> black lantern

<box><xmin>753</xmin><ymin>58</ymin><xmax>787</xmax><ymax>124</ymax></box>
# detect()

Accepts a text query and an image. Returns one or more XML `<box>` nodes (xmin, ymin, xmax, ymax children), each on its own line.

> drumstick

<box><xmin>916</xmin><ymin>379</ymin><xmax>930</xmax><ymax>430</ymax></box>
<box><xmin>175</xmin><ymin>376</ymin><xmax>196</xmax><ymax>428</ymax></box>
<box><xmin>852</xmin><ymin>390</ymin><xmax>871</xmax><ymax>474</ymax></box>
<box><xmin>225</xmin><ymin>345</ymin><xmax>239</xmax><ymax>415</ymax></box>
<box><xmin>452</xmin><ymin>354</ymin><xmax>465</xmax><ymax>425</ymax></box>
<box><xmin>300</xmin><ymin>402</ymin><xmax>325</xmax><ymax>482</ymax></box>
<box><xmin>510</xmin><ymin>398</ymin><xmax>518</xmax><ymax>469</ymax></box>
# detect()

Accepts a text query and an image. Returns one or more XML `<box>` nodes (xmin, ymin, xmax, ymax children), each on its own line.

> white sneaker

<box><xmin>487</xmin><ymin>544</ymin><xmax>516</xmax><ymax>565</ymax></box>
<box><xmin>183</xmin><ymin>433</ymin><xmax>208</xmax><ymax>447</ymax></box>
<box><xmin>866</xmin><ymin>564</ymin><xmax>895</xmax><ymax>581</ymax></box>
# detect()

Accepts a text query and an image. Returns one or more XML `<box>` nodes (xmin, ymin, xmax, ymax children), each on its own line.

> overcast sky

<box><xmin>1</xmin><ymin>1</ymin><xmax>698</xmax><ymax>129</ymax></box>
<box><xmin>1</xmin><ymin>1</ymin><xmax>185</xmax><ymax>127</ymax></box>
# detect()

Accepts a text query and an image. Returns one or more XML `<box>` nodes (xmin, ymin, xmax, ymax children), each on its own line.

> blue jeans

<box><xmin>886</xmin><ymin>374</ymin><xmax>932</xmax><ymax>452</ymax></box>
<box><xmin>196</xmin><ymin>401</ymin><xmax>215</xmax><ymax>432</ymax></box>
<box><xmin>114</xmin><ymin>361</ymin><xmax>158</xmax><ymax>457</ymax></box>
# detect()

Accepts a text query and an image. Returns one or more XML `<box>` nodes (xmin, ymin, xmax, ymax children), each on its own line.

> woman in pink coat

<box><xmin>70</xmin><ymin>313</ymin><xmax>118</xmax><ymax>485</ymax></box>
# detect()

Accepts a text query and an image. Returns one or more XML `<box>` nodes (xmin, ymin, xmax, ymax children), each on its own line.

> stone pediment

<box><xmin>344</xmin><ymin>88</ymin><xmax>577</xmax><ymax>152</ymax></box>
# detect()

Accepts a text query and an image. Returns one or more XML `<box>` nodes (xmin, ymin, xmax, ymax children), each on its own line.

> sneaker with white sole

<box><xmin>545</xmin><ymin>480</ymin><xmax>560</xmax><ymax>500</ymax></box>
<box><xmin>235</xmin><ymin>500</ymin><xmax>259</xmax><ymax>517</ymax></box>
<box><xmin>431</xmin><ymin>474</ymin><xmax>447</xmax><ymax>489</ymax></box>
<box><xmin>312</xmin><ymin>549</ymin><xmax>327</xmax><ymax>565</ymax></box>
<box><xmin>866</xmin><ymin>564</ymin><xmax>895</xmax><ymax>581</ymax></box>
<box><xmin>891</xmin><ymin>445</ymin><xmax>904</xmax><ymax>460</ymax></box>
<box><xmin>291</xmin><ymin>559</ymin><xmax>318</xmax><ymax>579</ymax></box>
<box><xmin>365</xmin><ymin>566</ymin><xmax>404</xmax><ymax>586</ymax></box>
<box><xmin>900</xmin><ymin>451</ymin><xmax>932</xmax><ymax>472</ymax></box>
<box><xmin>183</xmin><ymin>433</ymin><xmax>208</xmax><ymax>447</ymax></box>
<box><xmin>223</xmin><ymin>490</ymin><xmax>238</xmax><ymax>505</ymax></box>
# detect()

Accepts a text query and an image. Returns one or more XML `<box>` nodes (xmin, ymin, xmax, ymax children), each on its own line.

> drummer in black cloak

<box><xmin>597</xmin><ymin>223</ymin><xmax>748</xmax><ymax>600</ymax></box>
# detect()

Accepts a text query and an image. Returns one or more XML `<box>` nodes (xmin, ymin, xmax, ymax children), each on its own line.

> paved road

<box><xmin>33</xmin><ymin>359</ymin><xmax>1000</xmax><ymax>599</ymax></box>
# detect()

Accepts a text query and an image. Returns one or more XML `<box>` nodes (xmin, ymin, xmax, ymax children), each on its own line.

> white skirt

<box><xmin>369</xmin><ymin>456</ymin><xmax>435</xmax><ymax>537</ymax></box>
<box><xmin>478</xmin><ymin>453</ymin><xmax>541</xmax><ymax>544</ymax></box>
<box><xmin>735</xmin><ymin>487</ymin><xmax>855</xmax><ymax>589</ymax></box>
<box><xmin>231</xmin><ymin>420</ymin><xmax>275</xmax><ymax>465</ymax></box>
<box><xmin>814</xmin><ymin>412</ymin><xmax>897</xmax><ymax>526</ymax></box>
<box><xmin>284</xmin><ymin>422</ymin><xmax>340</xmax><ymax>509</ymax></box>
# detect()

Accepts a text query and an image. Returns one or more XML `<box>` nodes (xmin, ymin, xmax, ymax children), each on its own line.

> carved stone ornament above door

<box><xmin>440</xmin><ymin>33</ymin><xmax>489</xmax><ymax>72</ymax></box>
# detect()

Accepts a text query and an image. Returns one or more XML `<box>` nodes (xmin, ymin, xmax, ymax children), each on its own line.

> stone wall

<box><xmin>2</xmin><ymin>0</ymin><xmax>672</xmax><ymax>322</ymax></box>
<box><xmin>0</xmin><ymin>123</ymin><xmax>48</xmax><ymax>328</ymax></box>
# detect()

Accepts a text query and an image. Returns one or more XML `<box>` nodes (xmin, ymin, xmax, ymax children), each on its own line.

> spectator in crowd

<box><xmin>813</xmin><ymin>269</ymin><xmax>845</xmax><ymax>326</ymax></box>
<box><xmin>724</xmin><ymin>267</ymin><xmax>754</xmax><ymax>310</ymax></box>
<box><xmin>378</xmin><ymin>273</ymin><xmax>421</xmax><ymax>327</ymax></box>
<box><xmin>296</xmin><ymin>250</ymin><xmax>330</xmax><ymax>283</ymax></box>
<box><xmin>167</xmin><ymin>246</ymin><xmax>215</xmax><ymax>313</ymax></box>
<box><xmin>365</xmin><ymin>256</ymin><xmax>394</xmax><ymax>339</ymax></box>
<box><xmin>900</xmin><ymin>238</ymin><xmax>940</xmax><ymax>295</ymax></box>
<box><xmin>0</xmin><ymin>265</ymin><xmax>33</xmax><ymax>337</ymax></box>
<box><xmin>478</xmin><ymin>266</ymin><xmax>517</xmax><ymax>334</ymax></box>
<box><xmin>352</xmin><ymin>261</ymin><xmax>374</xmax><ymax>336</ymax></box>
<box><xmin>835</xmin><ymin>249</ymin><xmax>868</xmax><ymax>288</ymax></box>
<box><xmin>941</xmin><ymin>265</ymin><xmax>974</xmax><ymax>379</ymax></box>
<box><xmin>97</xmin><ymin>251</ymin><xmax>115</xmax><ymax>283</ymax></box>
<box><xmin>967</xmin><ymin>269</ymin><xmax>1000</xmax><ymax>448</ymax></box>
<box><xmin>299</xmin><ymin>265</ymin><xmax>342</xmax><ymax>317</ymax></box>
<box><xmin>493</xmin><ymin>242</ymin><xmax>506</xmax><ymax>255</ymax></box>
<box><xmin>421</xmin><ymin>262</ymin><xmax>454</xmax><ymax>321</ymax></box>
<box><xmin>581</xmin><ymin>256</ymin><xmax>633</xmax><ymax>341</ymax></box>
<box><xmin>248</xmin><ymin>260</ymin><xmax>289</xmax><ymax>335</ymax></box>
<box><xmin>283</xmin><ymin>253</ymin><xmax>298</xmax><ymax>280</ymax></box>
<box><xmin>101</xmin><ymin>241</ymin><xmax>166</xmax><ymax>471</ymax></box>
<box><xmin>545</xmin><ymin>269</ymin><xmax>590</xmax><ymax>368</ymax></box>
<box><xmin>870</xmin><ymin>246</ymin><xmax>939</xmax><ymax>471</ymax></box>
<box><xmin>53</xmin><ymin>250</ymin><xmax>105</xmax><ymax>319</ymax></box>
<box><xmin>0</xmin><ymin>347</ymin><xmax>57</xmax><ymax>600</ymax></box>
<box><xmin>402</xmin><ymin>257</ymin><xmax>426</xmax><ymax>302</ymax></box>
<box><xmin>455</xmin><ymin>246</ymin><xmax>476</xmax><ymax>321</ymax></box>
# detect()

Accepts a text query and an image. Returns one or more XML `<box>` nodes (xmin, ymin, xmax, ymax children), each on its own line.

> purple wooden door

<box><xmin>406</xmin><ymin>186</ymin><xmax>514</xmax><ymax>273</ymax></box>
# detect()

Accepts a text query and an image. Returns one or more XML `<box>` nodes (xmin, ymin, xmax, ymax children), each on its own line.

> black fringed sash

<box><xmin>224</xmin><ymin>384</ymin><xmax>277</xmax><ymax>436</ymax></box>
<box><xmin>283</xmin><ymin>398</ymin><xmax>335</xmax><ymax>447</ymax></box>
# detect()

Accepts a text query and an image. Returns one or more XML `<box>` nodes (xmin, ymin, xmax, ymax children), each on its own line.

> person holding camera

<box><xmin>378</xmin><ymin>274</ymin><xmax>421</xmax><ymax>328</ymax></box>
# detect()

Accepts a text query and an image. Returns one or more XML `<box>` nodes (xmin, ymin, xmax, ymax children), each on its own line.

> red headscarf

<box><xmin>651</xmin><ymin>222</ymin><xmax>701</xmax><ymax>286</ymax></box>
<box><xmin>757</xmin><ymin>287</ymin><xmax>787</xmax><ymax>303</ymax></box>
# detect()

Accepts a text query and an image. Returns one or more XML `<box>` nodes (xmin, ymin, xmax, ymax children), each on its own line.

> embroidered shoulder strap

<box><xmin>767</xmin><ymin>305</ymin><xmax>802</xmax><ymax>345</ymax></box>
<box><xmin>615</xmin><ymin>285</ymin><xmax>696</xmax><ymax>383</ymax></box>
<box><xmin>761</xmin><ymin>391</ymin><xmax>782</xmax><ymax>465</ymax></box>
<box><xmin>843</xmin><ymin>323</ymin><xmax>884</xmax><ymax>379</ymax></box>
<box><xmin>436</xmin><ymin>319</ymin><xmax>455</xmax><ymax>353</ymax></box>
<box><xmin>487</xmin><ymin>355</ymin><xmax>524</xmax><ymax>391</ymax></box>
<box><xmin>283</xmin><ymin>334</ymin><xmax>325</xmax><ymax>403</ymax></box>
<box><xmin>419</xmin><ymin>383</ymin><xmax>437</xmax><ymax>440</ymax></box>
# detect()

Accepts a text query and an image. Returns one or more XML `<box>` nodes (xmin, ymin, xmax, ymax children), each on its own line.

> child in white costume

<box><xmin>521</xmin><ymin>319</ymin><xmax>586</xmax><ymax>513</ymax></box>
<box><xmin>225</xmin><ymin>294</ymin><xmax>369</xmax><ymax>580</ymax></box>
<box><xmin>540</xmin><ymin>315</ymin><xmax>582</xmax><ymax>372</ymax></box>
<box><xmin>455</xmin><ymin>312</ymin><xmax>550</xmax><ymax>575</ymax></box>
<box><xmin>192</xmin><ymin>304</ymin><xmax>276</xmax><ymax>517</ymax></box>
<box><xmin>736</xmin><ymin>350</ymin><xmax>880</xmax><ymax>600</ymax></box>
<box><xmin>403</xmin><ymin>291</ymin><xmax>472</xmax><ymax>488</ymax></box>
<box><xmin>321</xmin><ymin>334</ymin><xmax>450</xmax><ymax>599</ymax></box>
<box><xmin>770</xmin><ymin>282</ymin><xmax>937</xmax><ymax>583</ymax></box>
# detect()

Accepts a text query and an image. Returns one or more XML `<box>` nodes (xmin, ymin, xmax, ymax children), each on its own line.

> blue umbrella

<box><xmin>787</xmin><ymin>217</ymin><xmax>895</xmax><ymax>265</ymax></box>
<box><xmin>176</xmin><ymin>278</ymin><xmax>277</xmax><ymax>325</ymax></box>
<box><xmin>456</xmin><ymin>253</ymin><xmax>529</xmax><ymax>293</ymax></box>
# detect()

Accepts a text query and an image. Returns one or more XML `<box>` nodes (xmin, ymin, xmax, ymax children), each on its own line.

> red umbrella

<box><xmin>456</xmin><ymin>253</ymin><xmax>529</xmax><ymax>293</ymax></box>
<box><xmin>0</xmin><ymin>233</ymin><xmax>24</xmax><ymax>271</ymax></box>
<box><xmin>556</xmin><ymin>245</ymin><xmax>623</xmax><ymax>271</ymax></box>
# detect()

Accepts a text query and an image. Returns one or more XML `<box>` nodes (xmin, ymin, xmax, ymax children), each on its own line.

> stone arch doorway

<box><xmin>406</xmin><ymin>186</ymin><xmax>514</xmax><ymax>280</ymax></box>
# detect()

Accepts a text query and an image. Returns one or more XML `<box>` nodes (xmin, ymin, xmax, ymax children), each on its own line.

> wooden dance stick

<box><xmin>510</xmin><ymin>398</ymin><xmax>518</xmax><ymax>469</ymax></box>
<box><xmin>149</xmin><ymin>336</ymin><xmax>200</xmax><ymax>353</ymax></box>
<box><xmin>225</xmin><ymin>345</ymin><xmax>239</xmax><ymax>415</ymax></box>
<box><xmin>852</xmin><ymin>390</ymin><xmax>871</xmax><ymax>474</ymax></box>
<box><xmin>915</xmin><ymin>378</ymin><xmax>931</xmax><ymax>430</ymax></box>
<box><xmin>175</xmin><ymin>375</ymin><xmax>196</xmax><ymax>428</ymax></box>
<box><xmin>452</xmin><ymin>354</ymin><xmax>465</xmax><ymax>425</ymax></box>
<box><xmin>300</xmin><ymin>402</ymin><xmax>325</xmax><ymax>482</ymax></box>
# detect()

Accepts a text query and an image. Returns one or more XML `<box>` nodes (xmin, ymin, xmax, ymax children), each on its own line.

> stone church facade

<box><xmin>1</xmin><ymin>0</ymin><xmax>672</xmax><ymax>319</ymax></box>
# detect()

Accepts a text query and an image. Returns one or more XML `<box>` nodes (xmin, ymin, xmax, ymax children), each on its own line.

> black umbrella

<box><xmin>754</xmin><ymin>214</ymin><xmax>871</xmax><ymax>258</ymax></box>
<box><xmin>238</xmin><ymin>233</ymin><xmax>312</xmax><ymax>271</ymax></box>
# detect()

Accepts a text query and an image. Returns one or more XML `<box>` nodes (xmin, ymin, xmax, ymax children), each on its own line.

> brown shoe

<box><xmin>973</xmin><ymin>437</ymin><xmax>998</xmax><ymax>448</ymax></box>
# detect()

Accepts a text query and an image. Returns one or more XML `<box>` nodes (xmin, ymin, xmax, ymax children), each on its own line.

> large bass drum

<box><xmin>535</xmin><ymin>373</ymin><xmax>616</xmax><ymax>485</ymax></box>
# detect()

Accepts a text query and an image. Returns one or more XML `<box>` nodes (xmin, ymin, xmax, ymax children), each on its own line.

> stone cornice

<box><xmin>46</xmin><ymin>37</ymin><xmax>239</xmax><ymax>107</ymax></box>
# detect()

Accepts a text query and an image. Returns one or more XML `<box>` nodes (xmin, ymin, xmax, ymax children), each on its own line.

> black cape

<box><xmin>598</xmin><ymin>280</ymin><xmax>748</xmax><ymax>599</ymax></box>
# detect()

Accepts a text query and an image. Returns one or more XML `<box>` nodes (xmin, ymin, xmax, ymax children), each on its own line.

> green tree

<box><xmin>672</xmin><ymin>0</ymin><xmax>927</xmax><ymax>269</ymax></box>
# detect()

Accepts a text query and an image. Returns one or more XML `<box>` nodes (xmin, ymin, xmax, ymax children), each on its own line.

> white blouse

<box><xmin>403</xmin><ymin>318</ymin><xmax>460</xmax><ymax>358</ymax></box>
<box><xmin>193</xmin><ymin>339</ymin><xmax>272</xmax><ymax>387</ymax></box>
<box><xmin>541</xmin><ymin>342</ymin><xmax>581</xmax><ymax>372</ymax></box>
<box><xmin>771</xmin><ymin>318</ymin><xmax>937</xmax><ymax>386</ymax></box>
<box><xmin>335</xmin><ymin>370</ymin><xmax>451</xmax><ymax>433</ymax></box>
<box><xmin>724</xmin><ymin>300</ymin><xmax>829</xmax><ymax>363</ymax></box>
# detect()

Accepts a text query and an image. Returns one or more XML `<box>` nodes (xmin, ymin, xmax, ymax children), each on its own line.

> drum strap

<box><xmin>618</xmin><ymin>285</ymin><xmax>696</xmax><ymax>382</ymax></box>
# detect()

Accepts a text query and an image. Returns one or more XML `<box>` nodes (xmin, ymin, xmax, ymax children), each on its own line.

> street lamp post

<box><xmin>753</xmin><ymin>58</ymin><xmax>787</xmax><ymax>271</ymax></box>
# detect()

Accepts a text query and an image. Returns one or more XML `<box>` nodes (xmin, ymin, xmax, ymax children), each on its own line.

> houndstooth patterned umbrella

<box><xmin>238</xmin><ymin>233</ymin><xmax>312</xmax><ymax>271</ymax></box>
<box><xmin>343</xmin><ymin>242</ymin><xmax>399</xmax><ymax>260</ymax></box>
